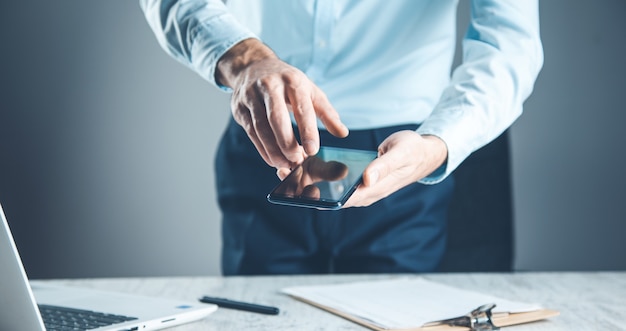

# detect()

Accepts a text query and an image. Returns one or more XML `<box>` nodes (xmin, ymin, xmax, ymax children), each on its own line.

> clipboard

<box><xmin>282</xmin><ymin>278</ymin><xmax>559</xmax><ymax>331</ymax></box>
<box><xmin>296</xmin><ymin>298</ymin><xmax>560</xmax><ymax>331</ymax></box>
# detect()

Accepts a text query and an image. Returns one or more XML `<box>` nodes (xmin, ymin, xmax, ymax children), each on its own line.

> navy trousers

<box><xmin>216</xmin><ymin>118</ymin><xmax>454</xmax><ymax>275</ymax></box>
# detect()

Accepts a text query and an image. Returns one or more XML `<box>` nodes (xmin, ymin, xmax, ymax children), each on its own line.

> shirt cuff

<box><xmin>416</xmin><ymin>106</ymin><xmax>479</xmax><ymax>185</ymax></box>
<box><xmin>189</xmin><ymin>14</ymin><xmax>258</xmax><ymax>91</ymax></box>
<box><xmin>419</xmin><ymin>160</ymin><xmax>448</xmax><ymax>185</ymax></box>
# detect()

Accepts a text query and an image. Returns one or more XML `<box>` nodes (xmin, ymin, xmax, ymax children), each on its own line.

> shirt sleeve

<box><xmin>416</xmin><ymin>0</ymin><xmax>544</xmax><ymax>184</ymax></box>
<box><xmin>139</xmin><ymin>0</ymin><xmax>257</xmax><ymax>90</ymax></box>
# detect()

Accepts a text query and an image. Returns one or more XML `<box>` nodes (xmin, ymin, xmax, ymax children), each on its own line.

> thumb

<box><xmin>361</xmin><ymin>157</ymin><xmax>390</xmax><ymax>187</ymax></box>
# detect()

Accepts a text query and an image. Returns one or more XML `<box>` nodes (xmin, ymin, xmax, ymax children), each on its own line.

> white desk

<box><xmin>46</xmin><ymin>272</ymin><xmax>626</xmax><ymax>330</ymax></box>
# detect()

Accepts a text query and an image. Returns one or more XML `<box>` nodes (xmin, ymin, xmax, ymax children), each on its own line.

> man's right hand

<box><xmin>216</xmin><ymin>38</ymin><xmax>349</xmax><ymax>169</ymax></box>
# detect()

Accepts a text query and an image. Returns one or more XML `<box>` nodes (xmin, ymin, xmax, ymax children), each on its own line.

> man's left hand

<box><xmin>343</xmin><ymin>130</ymin><xmax>448</xmax><ymax>208</ymax></box>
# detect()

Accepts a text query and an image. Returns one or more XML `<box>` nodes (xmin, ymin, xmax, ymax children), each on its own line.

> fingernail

<box><xmin>303</xmin><ymin>141</ymin><xmax>318</xmax><ymax>155</ymax></box>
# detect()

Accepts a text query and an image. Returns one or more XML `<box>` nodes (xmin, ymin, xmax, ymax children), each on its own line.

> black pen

<box><xmin>199</xmin><ymin>296</ymin><xmax>280</xmax><ymax>315</ymax></box>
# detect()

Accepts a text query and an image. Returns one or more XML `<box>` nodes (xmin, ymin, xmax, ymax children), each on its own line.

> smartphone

<box><xmin>267</xmin><ymin>146</ymin><xmax>378</xmax><ymax>210</ymax></box>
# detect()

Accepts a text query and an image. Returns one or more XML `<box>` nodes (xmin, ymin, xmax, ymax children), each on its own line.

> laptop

<box><xmin>0</xmin><ymin>202</ymin><xmax>217</xmax><ymax>331</ymax></box>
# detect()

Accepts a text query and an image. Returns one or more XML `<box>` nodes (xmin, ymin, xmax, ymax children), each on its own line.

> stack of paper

<box><xmin>282</xmin><ymin>277</ymin><xmax>558</xmax><ymax>330</ymax></box>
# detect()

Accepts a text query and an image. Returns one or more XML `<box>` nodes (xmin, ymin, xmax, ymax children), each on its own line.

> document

<box><xmin>282</xmin><ymin>277</ymin><xmax>556</xmax><ymax>330</ymax></box>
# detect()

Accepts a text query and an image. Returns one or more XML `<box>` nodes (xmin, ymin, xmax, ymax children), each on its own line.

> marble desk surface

<box><xmin>44</xmin><ymin>271</ymin><xmax>626</xmax><ymax>331</ymax></box>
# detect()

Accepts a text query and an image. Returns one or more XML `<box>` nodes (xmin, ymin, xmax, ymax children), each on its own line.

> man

<box><xmin>140</xmin><ymin>0</ymin><xmax>543</xmax><ymax>275</ymax></box>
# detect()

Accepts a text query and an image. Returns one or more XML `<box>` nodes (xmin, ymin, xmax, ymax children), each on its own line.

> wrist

<box><xmin>215</xmin><ymin>38</ymin><xmax>277</xmax><ymax>88</ymax></box>
<box><xmin>421</xmin><ymin>134</ymin><xmax>448</xmax><ymax>173</ymax></box>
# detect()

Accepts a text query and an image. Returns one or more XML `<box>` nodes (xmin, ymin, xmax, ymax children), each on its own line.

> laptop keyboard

<box><xmin>39</xmin><ymin>304</ymin><xmax>138</xmax><ymax>331</ymax></box>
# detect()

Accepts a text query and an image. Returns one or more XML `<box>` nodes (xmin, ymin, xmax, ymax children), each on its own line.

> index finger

<box><xmin>265</xmin><ymin>84</ymin><xmax>306</xmax><ymax>165</ymax></box>
<box><xmin>287</xmin><ymin>84</ymin><xmax>320</xmax><ymax>156</ymax></box>
<box><xmin>312</xmin><ymin>86</ymin><xmax>349</xmax><ymax>139</ymax></box>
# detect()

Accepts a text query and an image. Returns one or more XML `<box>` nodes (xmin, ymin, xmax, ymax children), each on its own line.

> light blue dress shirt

<box><xmin>140</xmin><ymin>0</ymin><xmax>543</xmax><ymax>184</ymax></box>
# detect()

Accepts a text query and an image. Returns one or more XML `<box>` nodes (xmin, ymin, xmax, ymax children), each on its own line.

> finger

<box><xmin>342</xmin><ymin>183</ymin><xmax>379</xmax><ymax>208</ymax></box>
<box><xmin>361</xmin><ymin>157</ymin><xmax>389</xmax><ymax>187</ymax></box>
<box><xmin>248</xmin><ymin>96</ymin><xmax>293</xmax><ymax>168</ymax></box>
<box><xmin>361</xmin><ymin>137</ymin><xmax>399</xmax><ymax>186</ymax></box>
<box><xmin>342</xmin><ymin>186</ymin><xmax>361</xmax><ymax>208</ymax></box>
<box><xmin>311</xmin><ymin>86</ymin><xmax>349</xmax><ymax>138</ymax></box>
<box><xmin>286</xmin><ymin>82</ymin><xmax>320</xmax><ymax>156</ymax></box>
<box><xmin>232</xmin><ymin>103</ymin><xmax>273</xmax><ymax>166</ymax></box>
<box><xmin>264</xmin><ymin>81</ymin><xmax>305</xmax><ymax>164</ymax></box>
<box><xmin>276</xmin><ymin>167</ymin><xmax>291</xmax><ymax>180</ymax></box>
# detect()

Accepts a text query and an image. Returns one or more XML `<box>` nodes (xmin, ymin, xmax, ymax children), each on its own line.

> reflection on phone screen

<box><xmin>268</xmin><ymin>147</ymin><xmax>377</xmax><ymax>209</ymax></box>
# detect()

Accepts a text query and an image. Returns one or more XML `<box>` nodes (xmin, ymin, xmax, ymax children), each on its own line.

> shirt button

<box><xmin>318</xmin><ymin>40</ymin><xmax>327</xmax><ymax>48</ymax></box>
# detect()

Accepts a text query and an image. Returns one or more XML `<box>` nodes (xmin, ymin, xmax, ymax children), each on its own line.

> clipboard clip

<box><xmin>435</xmin><ymin>303</ymin><xmax>500</xmax><ymax>331</ymax></box>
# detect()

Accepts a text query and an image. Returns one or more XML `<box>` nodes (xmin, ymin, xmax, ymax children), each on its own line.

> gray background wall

<box><xmin>0</xmin><ymin>1</ymin><xmax>624</xmax><ymax>278</ymax></box>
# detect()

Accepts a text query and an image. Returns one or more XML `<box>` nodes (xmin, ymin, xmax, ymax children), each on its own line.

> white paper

<box><xmin>282</xmin><ymin>277</ymin><xmax>542</xmax><ymax>330</ymax></box>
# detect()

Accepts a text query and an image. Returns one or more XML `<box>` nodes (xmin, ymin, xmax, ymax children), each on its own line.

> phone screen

<box><xmin>267</xmin><ymin>146</ymin><xmax>378</xmax><ymax>210</ymax></box>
